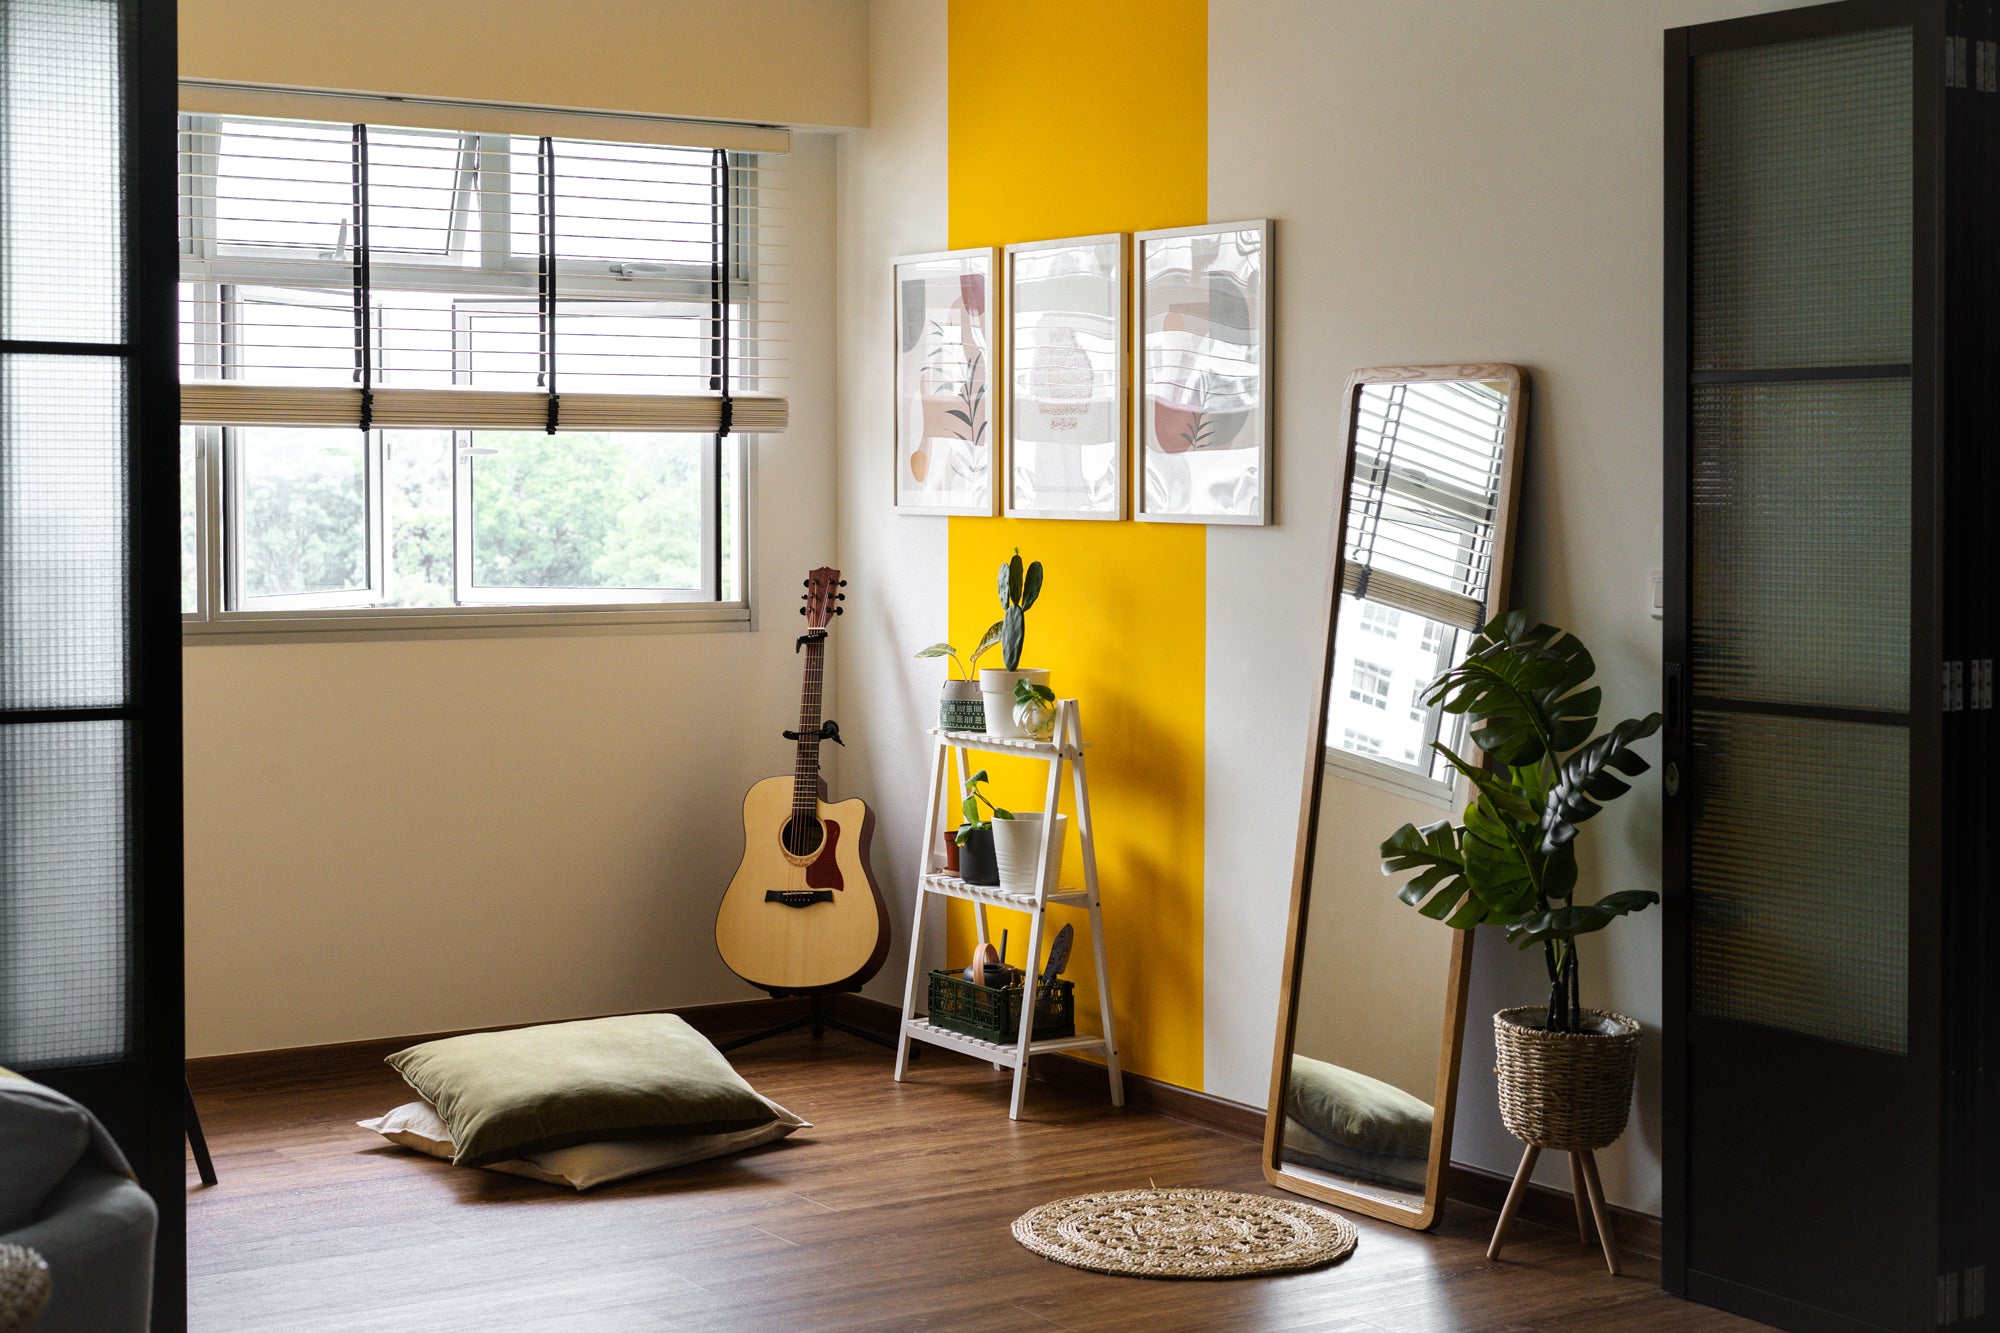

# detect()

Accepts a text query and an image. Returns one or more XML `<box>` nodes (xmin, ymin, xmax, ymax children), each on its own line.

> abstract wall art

<box><xmin>1133</xmin><ymin>220</ymin><xmax>1272</xmax><ymax>525</ymax></box>
<box><xmin>894</xmin><ymin>248</ymin><xmax>999</xmax><ymax>515</ymax></box>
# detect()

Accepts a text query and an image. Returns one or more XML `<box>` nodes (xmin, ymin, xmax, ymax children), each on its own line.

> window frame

<box><xmin>177</xmin><ymin>111</ymin><xmax>762</xmax><ymax>639</ymax></box>
<box><xmin>1320</xmin><ymin>366</ymin><xmax>1529</xmax><ymax>811</ymax></box>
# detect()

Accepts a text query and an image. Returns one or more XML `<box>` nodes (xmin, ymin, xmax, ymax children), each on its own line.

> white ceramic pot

<box><xmin>991</xmin><ymin>811</ymin><xmax>1067</xmax><ymax>897</ymax></box>
<box><xmin>939</xmin><ymin>678</ymin><xmax>985</xmax><ymax>733</ymax></box>
<box><xmin>979</xmin><ymin>667</ymin><xmax>1049</xmax><ymax>739</ymax></box>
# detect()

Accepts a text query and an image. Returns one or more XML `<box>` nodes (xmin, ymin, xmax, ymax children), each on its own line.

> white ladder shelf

<box><xmin>892</xmin><ymin>699</ymin><xmax>1125</xmax><ymax>1119</ymax></box>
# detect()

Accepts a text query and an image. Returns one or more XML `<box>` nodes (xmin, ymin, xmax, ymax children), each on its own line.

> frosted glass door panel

<box><xmin>0</xmin><ymin>0</ymin><xmax>124</xmax><ymax>343</ymax></box>
<box><xmin>1691</xmin><ymin>379</ymin><xmax>1909</xmax><ymax>712</ymax></box>
<box><xmin>1689</xmin><ymin>711</ymin><xmax>1907</xmax><ymax>1054</ymax></box>
<box><xmin>0</xmin><ymin>722</ymin><xmax>131</xmax><ymax>1069</ymax></box>
<box><xmin>0</xmin><ymin>354</ymin><xmax>129</xmax><ymax>709</ymax></box>
<box><xmin>1691</xmin><ymin>26</ymin><xmax>1911</xmax><ymax>371</ymax></box>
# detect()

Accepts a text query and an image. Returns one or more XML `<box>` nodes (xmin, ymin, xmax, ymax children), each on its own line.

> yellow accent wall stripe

<box><xmin>946</xmin><ymin>0</ymin><xmax>1208</xmax><ymax>1092</ymax></box>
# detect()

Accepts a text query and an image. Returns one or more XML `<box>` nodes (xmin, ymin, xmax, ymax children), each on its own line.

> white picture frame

<box><xmin>893</xmin><ymin>247</ymin><xmax>1000</xmax><ymax>516</ymax></box>
<box><xmin>1132</xmin><ymin>219</ymin><xmax>1273</xmax><ymax>526</ymax></box>
<box><xmin>1004</xmin><ymin>233</ymin><xmax>1127</xmax><ymax>521</ymax></box>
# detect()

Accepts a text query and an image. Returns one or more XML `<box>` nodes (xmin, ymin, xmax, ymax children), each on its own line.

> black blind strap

<box><xmin>539</xmin><ymin>135</ymin><xmax>560</xmax><ymax>435</ymax></box>
<box><xmin>712</xmin><ymin>148</ymin><xmax>733</xmax><ymax>439</ymax></box>
<box><xmin>352</xmin><ymin>124</ymin><xmax>374</xmax><ymax>432</ymax></box>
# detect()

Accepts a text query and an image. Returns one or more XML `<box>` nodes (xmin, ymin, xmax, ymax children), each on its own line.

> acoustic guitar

<box><xmin>714</xmin><ymin>567</ymin><xmax>891</xmax><ymax>995</ymax></box>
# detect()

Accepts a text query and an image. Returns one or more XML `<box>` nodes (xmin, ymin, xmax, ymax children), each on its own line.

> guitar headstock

<box><xmin>800</xmin><ymin>566</ymin><xmax>847</xmax><ymax>628</ymax></box>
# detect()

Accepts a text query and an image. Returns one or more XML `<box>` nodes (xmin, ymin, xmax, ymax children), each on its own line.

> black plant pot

<box><xmin>957</xmin><ymin>826</ymin><xmax>999</xmax><ymax>885</ymax></box>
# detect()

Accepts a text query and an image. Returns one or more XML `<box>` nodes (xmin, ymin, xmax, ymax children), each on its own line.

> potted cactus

<box><xmin>978</xmin><ymin>548</ymin><xmax>1049</xmax><ymax>739</ymax></box>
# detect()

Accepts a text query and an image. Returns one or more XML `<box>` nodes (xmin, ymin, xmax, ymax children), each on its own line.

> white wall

<box><xmin>185</xmin><ymin>132</ymin><xmax>843</xmax><ymax>1055</ymax></box>
<box><xmin>832</xmin><ymin>0</ymin><xmax>951</xmax><ymax>1006</ymax></box>
<box><xmin>1202</xmin><ymin>0</ymin><xmax>1813</xmax><ymax>1214</ymax></box>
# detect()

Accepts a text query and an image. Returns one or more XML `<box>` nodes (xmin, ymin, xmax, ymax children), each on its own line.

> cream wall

<box><xmin>1203</xmin><ymin>0</ymin><xmax>1816</xmax><ymax>1214</ymax></box>
<box><xmin>832</xmin><ymin>0</ymin><xmax>950</xmax><ymax>1007</ymax></box>
<box><xmin>178</xmin><ymin>0</ymin><xmax>870</xmax><ymax>130</ymax></box>
<box><xmin>181</xmin><ymin>0</ymin><xmax>849</xmax><ymax>1053</ymax></box>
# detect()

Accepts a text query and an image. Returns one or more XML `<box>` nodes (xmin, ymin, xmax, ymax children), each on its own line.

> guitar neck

<box><xmin>793</xmin><ymin>634</ymin><xmax>826</xmax><ymax>817</ymax></box>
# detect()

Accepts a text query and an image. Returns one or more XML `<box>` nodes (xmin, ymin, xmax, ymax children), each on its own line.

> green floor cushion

<box><xmin>1281</xmin><ymin>1117</ymin><xmax>1430</xmax><ymax>1191</ymax></box>
<box><xmin>1286</xmin><ymin>1054</ymin><xmax>1434</xmax><ymax>1160</ymax></box>
<box><xmin>359</xmin><ymin>1095</ymin><xmax>808</xmax><ymax>1190</ymax></box>
<box><xmin>0</xmin><ymin>1072</ymin><xmax>91</xmax><ymax>1229</ymax></box>
<box><xmin>386</xmin><ymin>1014</ymin><xmax>780</xmax><ymax>1167</ymax></box>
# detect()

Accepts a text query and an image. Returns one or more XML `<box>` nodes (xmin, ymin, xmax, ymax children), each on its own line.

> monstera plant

<box><xmin>1380</xmin><ymin>612</ymin><xmax>1662</xmax><ymax>1035</ymax></box>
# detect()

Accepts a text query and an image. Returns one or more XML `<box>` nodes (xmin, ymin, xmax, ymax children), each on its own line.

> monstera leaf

<box><xmin>1504</xmin><ymin>890</ymin><xmax>1660</xmax><ymax>948</ymax></box>
<box><xmin>1540</xmin><ymin>712</ymin><xmax>1663</xmax><ymax>855</ymax></box>
<box><xmin>1425</xmin><ymin>612</ymin><xmax>1600</xmax><ymax>766</ymax></box>
<box><xmin>1380</xmin><ymin>820</ymin><xmax>1486</xmax><ymax>928</ymax></box>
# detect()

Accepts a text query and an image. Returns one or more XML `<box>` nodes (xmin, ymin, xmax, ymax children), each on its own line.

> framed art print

<box><xmin>1005</xmin><ymin>233</ymin><xmax>1127</xmax><ymax>520</ymax></box>
<box><xmin>1133</xmin><ymin>220</ymin><xmax>1272</xmax><ymax>525</ymax></box>
<box><xmin>894</xmin><ymin>248</ymin><xmax>999</xmax><ymax>515</ymax></box>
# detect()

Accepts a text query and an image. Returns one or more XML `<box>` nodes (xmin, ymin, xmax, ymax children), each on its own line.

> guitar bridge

<box><xmin>765</xmin><ymin>890</ymin><xmax>834</xmax><ymax>908</ymax></box>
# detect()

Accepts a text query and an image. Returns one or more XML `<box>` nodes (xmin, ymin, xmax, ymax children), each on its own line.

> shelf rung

<box><xmin>929</xmin><ymin>728</ymin><xmax>1083</xmax><ymax>759</ymax></box>
<box><xmin>920</xmin><ymin>873</ymin><xmax>1089</xmax><ymax>909</ymax></box>
<box><xmin>901</xmin><ymin>1018</ymin><xmax>1108</xmax><ymax>1066</ymax></box>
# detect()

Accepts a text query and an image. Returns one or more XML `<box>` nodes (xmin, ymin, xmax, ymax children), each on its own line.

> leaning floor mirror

<box><xmin>1265</xmin><ymin>364</ymin><xmax>1528</xmax><ymax>1229</ymax></box>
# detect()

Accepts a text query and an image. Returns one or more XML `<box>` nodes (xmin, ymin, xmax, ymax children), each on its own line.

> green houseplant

<box><xmin>978</xmin><ymin>549</ymin><xmax>1049</xmax><ymax>739</ymax></box>
<box><xmin>1379</xmin><ymin>612</ymin><xmax>1660</xmax><ymax>1187</ymax></box>
<box><xmin>1379</xmin><ymin>611</ymin><xmax>1662</xmax><ymax>1034</ymax></box>
<box><xmin>954</xmin><ymin>768</ymin><xmax>1010</xmax><ymax>885</ymax></box>
<box><xmin>916</xmin><ymin>622</ymin><xmax>1004</xmax><ymax>733</ymax></box>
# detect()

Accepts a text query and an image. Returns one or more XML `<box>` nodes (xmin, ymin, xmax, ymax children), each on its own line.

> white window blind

<box><xmin>1342</xmin><ymin>379</ymin><xmax>1508</xmax><ymax>631</ymax></box>
<box><xmin>177</xmin><ymin>112</ymin><xmax>788</xmax><ymax>434</ymax></box>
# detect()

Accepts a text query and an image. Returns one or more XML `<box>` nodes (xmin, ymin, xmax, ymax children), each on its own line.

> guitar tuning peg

<box><xmin>835</xmin><ymin>593</ymin><xmax>846</xmax><ymax>600</ymax></box>
<box><xmin>834</xmin><ymin>607</ymin><xmax>844</xmax><ymax>615</ymax></box>
<box><xmin>798</xmin><ymin>606</ymin><xmax>807</xmax><ymax>615</ymax></box>
<box><xmin>802</xmin><ymin>579</ymin><xmax>811</xmax><ymax>587</ymax></box>
<box><xmin>838</xmin><ymin>580</ymin><xmax>848</xmax><ymax>586</ymax></box>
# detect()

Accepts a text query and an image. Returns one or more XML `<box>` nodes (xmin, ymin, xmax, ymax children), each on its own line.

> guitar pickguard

<box><xmin>805</xmin><ymin>819</ymin><xmax>844</xmax><ymax>891</ymax></box>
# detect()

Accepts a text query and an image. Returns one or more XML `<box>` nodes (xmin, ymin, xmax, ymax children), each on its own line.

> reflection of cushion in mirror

<box><xmin>1282</xmin><ymin>1118</ymin><xmax>1429</xmax><ymax>1190</ymax></box>
<box><xmin>358</xmin><ymin>1097</ymin><xmax>808</xmax><ymax>1191</ymax></box>
<box><xmin>385</xmin><ymin>1014</ymin><xmax>780</xmax><ymax>1167</ymax></box>
<box><xmin>1287</xmin><ymin>1055</ymin><xmax>1434</xmax><ymax>1160</ymax></box>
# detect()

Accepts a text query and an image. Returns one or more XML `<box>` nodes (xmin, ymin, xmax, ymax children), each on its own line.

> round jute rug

<box><xmin>1011</xmin><ymin>1188</ymin><xmax>1357</xmax><ymax>1279</ymax></box>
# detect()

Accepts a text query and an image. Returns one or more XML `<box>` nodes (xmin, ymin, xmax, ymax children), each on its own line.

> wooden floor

<box><xmin>187</xmin><ymin>1031</ymin><xmax>1768</xmax><ymax>1332</ymax></box>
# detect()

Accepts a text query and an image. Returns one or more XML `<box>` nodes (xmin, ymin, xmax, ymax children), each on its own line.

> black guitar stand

<box><xmin>718</xmin><ymin>992</ymin><xmax>898</xmax><ymax>1054</ymax></box>
<box><xmin>186</xmin><ymin>1078</ymin><xmax>217</xmax><ymax>1186</ymax></box>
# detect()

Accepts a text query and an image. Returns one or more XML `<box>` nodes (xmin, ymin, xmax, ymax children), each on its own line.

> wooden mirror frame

<box><xmin>1262</xmin><ymin>363</ymin><xmax>1530</xmax><ymax>1230</ymax></box>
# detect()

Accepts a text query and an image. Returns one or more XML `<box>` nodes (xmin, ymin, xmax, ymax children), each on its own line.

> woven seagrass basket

<box><xmin>0</xmin><ymin>1244</ymin><xmax>51</xmax><ymax>1333</ymax></box>
<box><xmin>1493</xmin><ymin>1007</ymin><xmax>1642</xmax><ymax>1152</ymax></box>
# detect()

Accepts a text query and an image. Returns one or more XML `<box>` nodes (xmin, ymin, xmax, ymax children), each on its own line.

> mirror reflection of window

<box><xmin>1326</xmin><ymin>379</ymin><xmax>1510</xmax><ymax>799</ymax></box>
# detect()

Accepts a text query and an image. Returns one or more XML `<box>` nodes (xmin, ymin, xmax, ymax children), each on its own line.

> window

<box><xmin>1349</xmin><ymin>658</ymin><xmax>1391</xmax><ymax>710</ymax></box>
<box><xmin>1327</xmin><ymin>377</ymin><xmax>1511</xmax><ymax>794</ymax></box>
<box><xmin>1359</xmin><ymin>601</ymin><xmax>1401</xmax><ymax>638</ymax></box>
<box><xmin>177</xmin><ymin>112</ymin><xmax>785</xmax><ymax>629</ymax></box>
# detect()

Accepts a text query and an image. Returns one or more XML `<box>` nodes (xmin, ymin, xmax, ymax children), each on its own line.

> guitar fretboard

<box><xmin>792</xmin><ymin>634</ymin><xmax>825</xmax><ymax>821</ymax></box>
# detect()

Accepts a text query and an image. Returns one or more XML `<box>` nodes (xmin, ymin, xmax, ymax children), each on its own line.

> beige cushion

<box><xmin>385</xmin><ymin>1013</ymin><xmax>779</xmax><ymax>1166</ymax></box>
<box><xmin>359</xmin><ymin>1096</ymin><xmax>808</xmax><ymax>1191</ymax></box>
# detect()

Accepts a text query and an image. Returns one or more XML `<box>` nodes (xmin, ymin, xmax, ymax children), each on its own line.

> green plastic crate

<box><xmin>926</xmin><ymin>969</ymin><xmax>1075</xmax><ymax>1044</ymax></box>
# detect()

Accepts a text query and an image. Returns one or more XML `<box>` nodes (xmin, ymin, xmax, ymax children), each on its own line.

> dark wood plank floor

<box><xmin>187</xmin><ymin>1032</ymin><xmax>1767</xmax><ymax>1332</ymax></box>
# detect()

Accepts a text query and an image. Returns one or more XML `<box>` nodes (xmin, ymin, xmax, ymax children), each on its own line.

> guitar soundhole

<box><xmin>782</xmin><ymin>814</ymin><xmax>825</xmax><ymax>859</ymax></box>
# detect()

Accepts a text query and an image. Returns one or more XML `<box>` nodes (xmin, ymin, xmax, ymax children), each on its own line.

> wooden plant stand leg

<box><xmin>1486</xmin><ymin>1142</ymin><xmax>1541</xmax><ymax>1261</ymax></box>
<box><xmin>1578</xmin><ymin>1149</ymin><xmax>1621</xmax><ymax>1276</ymax></box>
<box><xmin>1568</xmin><ymin>1152</ymin><xmax>1591</xmax><ymax>1246</ymax></box>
